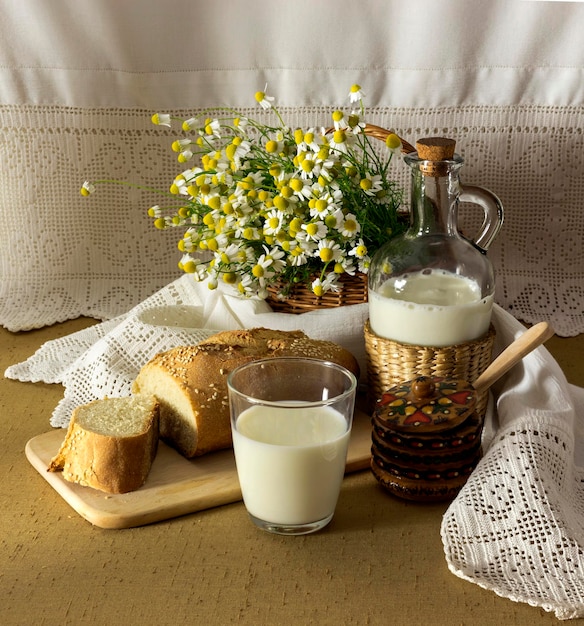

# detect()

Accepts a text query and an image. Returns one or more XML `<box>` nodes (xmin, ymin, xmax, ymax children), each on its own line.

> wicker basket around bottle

<box><xmin>267</xmin><ymin>272</ymin><xmax>368</xmax><ymax>314</ymax></box>
<box><xmin>363</xmin><ymin>320</ymin><xmax>496</xmax><ymax>416</ymax></box>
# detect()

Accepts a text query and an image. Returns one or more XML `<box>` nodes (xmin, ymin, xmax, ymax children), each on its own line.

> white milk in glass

<box><xmin>369</xmin><ymin>269</ymin><xmax>493</xmax><ymax>347</ymax></box>
<box><xmin>232</xmin><ymin>404</ymin><xmax>350</xmax><ymax>525</ymax></box>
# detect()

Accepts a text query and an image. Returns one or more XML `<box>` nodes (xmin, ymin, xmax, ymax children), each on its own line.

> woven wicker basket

<box><xmin>267</xmin><ymin>272</ymin><xmax>368</xmax><ymax>314</ymax></box>
<box><xmin>364</xmin><ymin>320</ymin><xmax>496</xmax><ymax>416</ymax></box>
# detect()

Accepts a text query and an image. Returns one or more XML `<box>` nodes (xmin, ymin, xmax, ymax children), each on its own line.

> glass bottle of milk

<box><xmin>368</xmin><ymin>137</ymin><xmax>504</xmax><ymax>347</ymax></box>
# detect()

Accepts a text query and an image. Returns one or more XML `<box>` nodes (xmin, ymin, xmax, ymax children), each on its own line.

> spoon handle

<box><xmin>473</xmin><ymin>321</ymin><xmax>555</xmax><ymax>395</ymax></box>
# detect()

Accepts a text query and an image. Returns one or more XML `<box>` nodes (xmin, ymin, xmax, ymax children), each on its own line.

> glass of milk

<box><xmin>227</xmin><ymin>357</ymin><xmax>357</xmax><ymax>535</ymax></box>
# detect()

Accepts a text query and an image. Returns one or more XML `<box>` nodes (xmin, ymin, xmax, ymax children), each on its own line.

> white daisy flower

<box><xmin>340</xmin><ymin>213</ymin><xmax>361</xmax><ymax>237</ymax></box>
<box><xmin>263</xmin><ymin>209</ymin><xmax>285</xmax><ymax>235</ymax></box>
<box><xmin>360</xmin><ymin>174</ymin><xmax>383</xmax><ymax>196</ymax></box>
<box><xmin>349</xmin><ymin>238</ymin><xmax>368</xmax><ymax>258</ymax></box>
<box><xmin>203</xmin><ymin>118</ymin><xmax>222</xmax><ymax>138</ymax></box>
<box><xmin>300</xmin><ymin>220</ymin><xmax>328</xmax><ymax>242</ymax></box>
<box><xmin>311</xmin><ymin>273</ymin><xmax>340</xmax><ymax>296</ymax></box>
<box><xmin>317</xmin><ymin>239</ymin><xmax>342</xmax><ymax>264</ymax></box>
<box><xmin>255</xmin><ymin>89</ymin><xmax>275</xmax><ymax>110</ymax></box>
<box><xmin>151</xmin><ymin>113</ymin><xmax>171</xmax><ymax>127</ymax></box>
<box><xmin>348</xmin><ymin>84</ymin><xmax>365</xmax><ymax>103</ymax></box>
<box><xmin>80</xmin><ymin>181</ymin><xmax>95</xmax><ymax>196</ymax></box>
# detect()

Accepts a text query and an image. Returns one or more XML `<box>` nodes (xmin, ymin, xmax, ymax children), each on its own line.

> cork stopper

<box><xmin>415</xmin><ymin>137</ymin><xmax>456</xmax><ymax>176</ymax></box>
<box><xmin>416</xmin><ymin>137</ymin><xmax>456</xmax><ymax>160</ymax></box>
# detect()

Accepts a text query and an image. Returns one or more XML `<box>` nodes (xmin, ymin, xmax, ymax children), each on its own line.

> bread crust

<box><xmin>48</xmin><ymin>396</ymin><xmax>159</xmax><ymax>494</ymax></box>
<box><xmin>132</xmin><ymin>327</ymin><xmax>359</xmax><ymax>458</ymax></box>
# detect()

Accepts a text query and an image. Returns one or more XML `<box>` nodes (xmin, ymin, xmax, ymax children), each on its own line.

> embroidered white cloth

<box><xmin>4</xmin><ymin>275</ymin><xmax>369</xmax><ymax>428</ymax></box>
<box><xmin>6</xmin><ymin>276</ymin><xmax>584</xmax><ymax>619</ymax></box>
<box><xmin>442</xmin><ymin>310</ymin><xmax>584</xmax><ymax>621</ymax></box>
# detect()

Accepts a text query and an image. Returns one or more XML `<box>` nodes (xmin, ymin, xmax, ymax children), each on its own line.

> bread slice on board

<box><xmin>132</xmin><ymin>327</ymin><xmax>360</xmax><ymax>458</ymax></box>
<box><xmin>48</xmin><ymin>394</ymin><xmax>159</xmax><ymax>494</ymax></box>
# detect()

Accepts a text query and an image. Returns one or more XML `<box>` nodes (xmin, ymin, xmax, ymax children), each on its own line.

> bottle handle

<box><xmin>459</xmin><ymin>185</ymin><xmax>504</xmax><ymax>251</ymax></box>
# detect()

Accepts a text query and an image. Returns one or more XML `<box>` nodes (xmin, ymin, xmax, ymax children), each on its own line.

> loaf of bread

<box><xmin>131</xmin><ymin>327</ymin><xmax>360</xmax><ymax>458</ymax></box>
<box><xmin>48</xmin><ymin>394</ymin><xmax>159</xmax><ymax>494</ymax></box>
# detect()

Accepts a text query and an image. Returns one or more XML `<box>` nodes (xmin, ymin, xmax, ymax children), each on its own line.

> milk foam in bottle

<box><xmin>368</xmin><ymin>137</ymin><xmax>503</xmax><ymax>347</ymax></box>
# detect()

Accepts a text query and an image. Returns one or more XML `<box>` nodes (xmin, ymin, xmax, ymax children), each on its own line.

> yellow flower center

<box><xmin>305</xmin><ymin>223</ymin><xmax>319</xmax><ymax>236</ymax></box>
<box><xmin>280</xmin><ymin>185</ymin><xmax>294</xmax><ymax>199</ymax></box>
<box><xmin>319</xmin><ymin>247</ymin><xmax>334</xmax><ymax>262</ymax></box>
<box><xmin>207</xmin><ymin>196</ymin><xmax>221</xmax><ymax>210</ymax></box>
<box><xmin>225</xmin><ymin>144</ymin><xmax>237</xmax><ymax>160</ymax></box>
<box><xmin>265</xmin><ymin>140</ymin><xmax>279</xmax><ymax>153</ymax></box>
<box><xmin>182</xmin><ymin>260</ymin><xmax>197</xmax><ymax>273</ymax></box>
<box><xmin>348</xmin><ymin>114</ymin><xmax>360</xmax><ymax>127</ymax></box>
<box><xmin>344</xmin><ymin>219</ymin><xmax>358</xmax><ymax>233</ymax></box>
<box><xmin>289</xmin><ymin>178</ymin><xmax>304</xmax><ymax>192</ymax></box>
<box><xmin>324</xmin><ymin>215</ymin><xmax>337</xmax><ymax>228</ymax></box>
<box><xmin>314</xmin><ymin>199</ymin><xmax>328</xmax><ymax>214</ymax></box>
<box><xmin>238</xmin><ymin>177</ymin><xmax>254</xmax><ymax>191</ymax></box>
<box><xmin>385</xmin><ymin>133</ymin><xmax>402</xmax><ymax>151</ymax></box>
<box><xmin>289</xmin><ymin>217</ymin><xmax>302</xmax><ymax>234</ymax></box>
<box><xmin>273</xmin><ymin>195</ymin><xmax>288</xmax><ymax>211</ymax></box>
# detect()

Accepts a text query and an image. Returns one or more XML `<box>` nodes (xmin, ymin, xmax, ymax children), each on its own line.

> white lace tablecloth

<box><xmin>5</xmin><ymin>275</ymin><xmax>584</xmax><ymax>619</ymax></box>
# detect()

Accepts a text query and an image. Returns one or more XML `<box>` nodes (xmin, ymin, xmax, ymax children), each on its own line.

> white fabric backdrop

<box><xmin>1</xmin><ymin>0</ymin><xmax>583</xmax><ymax>333</ymax></box>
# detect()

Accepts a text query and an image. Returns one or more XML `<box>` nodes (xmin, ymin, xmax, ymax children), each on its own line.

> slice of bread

<box><xmin>48</xmin><ymin>394</ymin><xmax>159</xmax><ymax>494</ymax></box>
<box><xmin>131</xmin><ymin>327</ymin><xmax>360</xmax><ymax>458</ymax></box>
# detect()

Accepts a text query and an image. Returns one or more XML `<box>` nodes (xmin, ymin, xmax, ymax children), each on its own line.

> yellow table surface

<box><xmin>2</xmin><ymin>317</ymin><xmax>583</xmax><ymax>626</ymax></box>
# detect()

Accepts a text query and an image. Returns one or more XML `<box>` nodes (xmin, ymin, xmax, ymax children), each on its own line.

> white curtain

<box><xmin>1</xmin><ymin>0</ymin><xmax>583</xmax><ymax>333</ymax></box>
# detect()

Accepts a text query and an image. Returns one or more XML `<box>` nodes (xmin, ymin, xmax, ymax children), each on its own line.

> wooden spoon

<box><xmin>473</xmin><ymin>321</ymin><xmax>555</xmax><ymax>395</ymax></box>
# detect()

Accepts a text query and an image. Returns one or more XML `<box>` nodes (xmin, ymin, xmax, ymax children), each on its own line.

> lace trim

<box><xmin>1</xmin><ymin>103</ymin><xmax>583</xmax><ymax>334</ymax></box>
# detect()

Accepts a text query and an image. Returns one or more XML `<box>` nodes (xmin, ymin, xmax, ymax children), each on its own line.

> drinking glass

<box><xmin>227</xmin><ymin>357</ymin><xmax>357</xmax><ymax>535</ymax></box>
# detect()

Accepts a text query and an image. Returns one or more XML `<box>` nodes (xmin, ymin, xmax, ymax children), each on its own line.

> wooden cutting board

<box><xmin>26</xmin><ymin>408</ymin><xmax>373</xmax><ymax>529</ymax></box>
